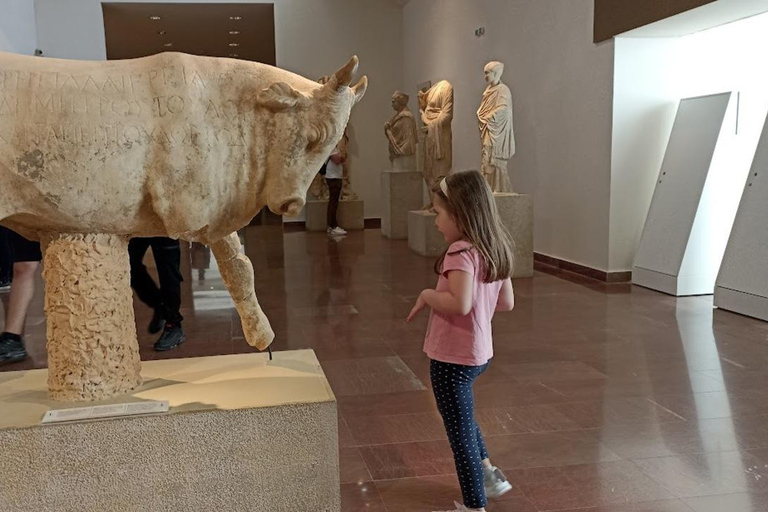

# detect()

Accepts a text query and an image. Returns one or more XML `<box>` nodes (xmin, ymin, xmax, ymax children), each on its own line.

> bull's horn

<box><xmin>351</xmin><ymin>76</ymin><xmax>368</xmax><ymax>103</ymax></box>
<box><xmin>326</xmin><ymin>56</ymin><xmax>359</xmax><ymax>92</ymax></box>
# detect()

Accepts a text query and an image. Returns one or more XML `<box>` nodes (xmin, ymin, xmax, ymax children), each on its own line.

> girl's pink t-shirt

<box><xmin>423</xmin><ymin>241</ymin><xmax>503</xmax><ymax>366</ymax></box>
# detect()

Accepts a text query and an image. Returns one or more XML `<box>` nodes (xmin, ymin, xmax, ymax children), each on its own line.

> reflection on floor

<box><xmin>3</xmin><ymin>227</ymin><xmax>768</xmax><ymax>512</ymax></box>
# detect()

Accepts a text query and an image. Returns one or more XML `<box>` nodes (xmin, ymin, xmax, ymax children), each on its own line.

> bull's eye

<box><xmin>306</xmin><ymin>125</ymin><xmax>323</xmax><ymax>152</ymax></box>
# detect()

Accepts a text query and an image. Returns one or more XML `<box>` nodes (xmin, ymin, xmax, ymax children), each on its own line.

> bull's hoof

<box><xmin>245</xmin><ymin>324</ymin><xmax>276</xmax><ymax>352</ymax></box>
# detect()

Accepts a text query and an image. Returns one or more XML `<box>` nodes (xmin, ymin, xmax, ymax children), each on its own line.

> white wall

<box><xmin>610</xmin><ymin>12</ymin><xmax>768</xmax><ymax>272</ymax></box>
<box><xmin>403</xmin><ymin>0</ymin><xmax>615</xmax><ymax>272</ymax></box>
<box><xmin>0</xmin><ymin>0</ymin><xmax>37</xmax><ymax>55</ymax></box>
<box><xmin>609</xmin><ymin>38</ymin><xmax>681</xmax><ymax>272</ymax></box>
<box><xmin>32</xmin><ymin>0</ymin><xmax>403</xmax><ymax>220</ymax></box>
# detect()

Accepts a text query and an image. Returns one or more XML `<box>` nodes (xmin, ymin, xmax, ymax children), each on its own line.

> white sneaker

<box><xmin>484</xmin><ymin>466</ymin><xmax>513</xmax><ymax>499</ymax></box>
<box><xmin>329</xmin><ymin>227</ymin><xmax>347</xmax><ymax>236</ymax></box>
<box><xmin>433</xmin><ymin>502</ymin><xmax>469</xmax><ymax>512</ymax></box>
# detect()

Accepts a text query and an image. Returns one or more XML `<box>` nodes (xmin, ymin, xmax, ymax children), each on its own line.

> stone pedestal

<box><xmin>306</xmin><ymin>199</ymin><xmax>364</xmax><ymax>231</ymax></box>
<box><xmin>0</xmin><ymin>350</ymin><xmax>339</xmax><ymax>512</ymax></box>
<box><xmin>406</xmin><ymin>195</ymin><xmax>534</xmax><ymax>277</ymax></box>
<box><xmin>41</xmin><ymin>233</ymin><xmax>142</xmax><ymax>402</ymax></box>
<box><xmin>408</xmin><ymin>210</ymin><xmax>447</xmax><ymax>257</ymax></box>
<box><xmin>393</xmin><ymin>155</ymin><xmax>417</xmax><ymax>172</ymax></box>
<box><xmin>495</xmin><ymin>193</ymin><xmax>534</xmax><ymax>278</ymax></box>
<box><xmin>382</xmin><ymin>170</ymin><xmax>423</xmax><ymax>239</ymax></box>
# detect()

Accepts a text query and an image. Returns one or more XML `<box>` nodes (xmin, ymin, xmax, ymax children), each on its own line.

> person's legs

<box><xmin>128</xmin><ymin>238</ymin><xmax>160</xmax><ymax>310</ymax></box>
<box><xmin>1</xmin><ymin>230</ymin><xmax>42</xmax><ymax>364</ymax></box>
<box><xmin>3</xmin><ymin>261</ymin><xmax>39</xmax><ymax>335</ymax></box>
<box><xmin>326</xmin><ymin>178</ymin><xmax>342</xmax><ymax>230</ymax></box>
<box><xmin>148</xmin><ymin>237</ymin><xmax>185</xmax><ymax>351</ymax></box>
<box><xmin>431</xmin><ymin>359</ymin><xmax>488</xmax><ymax>510</ymax></box>
<box><xmin>149</xmin><ymin>238</ymin><xmax>183</xmax><ymax>325</ymax></box>
<box><xmin>128</xmin><ymin>237</ymin><xmax>167</xmax><ymax>334</ymax></box>
<box><xmin>0</xmin><ymin>227</ymin><xmax>12</xmax><ymax>286</ymax></box>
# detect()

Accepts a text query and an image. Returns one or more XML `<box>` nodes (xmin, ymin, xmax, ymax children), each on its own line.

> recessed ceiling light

<box><xmin>163</xmin><ymin>42</ymin><xmax>173</xmax><ymax>47</ymax></box>
<box><xmin>228</xmin><ymin>43</ymin><xmax>239</xmax><ymax>47</ymax></box>
<box><xmin>229</xmin><ymin>16</ymin><xmax>242</xmax><ymax>20</ymax></box>
<box><xmin>229</xmin><ymin>30</ymin><xmax>240</xmax><ymax>35</ymax></box>
<box><xmin>149</xmin><ymin>15</ymin><xmax>161</xmax><ymax>20</ymax></box>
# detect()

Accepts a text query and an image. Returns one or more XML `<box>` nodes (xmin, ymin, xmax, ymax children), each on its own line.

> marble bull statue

<box><xmin>0</xmin><ymin>51</ymin><xmax>367</xmax><ymax>353</ymax></box>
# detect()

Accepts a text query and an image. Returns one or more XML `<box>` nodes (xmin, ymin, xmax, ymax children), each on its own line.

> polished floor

<box><xmin>3</xmin><ymin>227</ymin><xmax>768</xmax><ymax>512</ymax></box>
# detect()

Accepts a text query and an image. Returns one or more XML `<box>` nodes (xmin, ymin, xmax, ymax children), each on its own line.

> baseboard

<box><xmin>281</xmin><ymin>218</ymin><xmax>381</xmax><ymax>231</ymax></box>
<box><xmin>534</xmin><ymin>253</ymin><xmax>632</xmax><ymax>283</ymax></box>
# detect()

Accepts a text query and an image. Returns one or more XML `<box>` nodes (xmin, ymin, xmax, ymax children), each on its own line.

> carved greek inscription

<box><xmin>0</xmin><ymin>63</ymin><xmax>247</xmax><ymax>152</ymax></box>
<box><xmin>152</xmin><ymin>95</ymin><xmax>186</xmax><ymax>117</ymax></box>
<box><xmin>0</xmin><ymin>94</ymin><xmax>17</xmax><ymax>116</ymax></box>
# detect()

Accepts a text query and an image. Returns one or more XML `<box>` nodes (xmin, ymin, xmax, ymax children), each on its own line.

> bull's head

<box><xmin>256</xmin><ymin>56</ymin><xmax>367</xmax><ymax>217</ymax></box>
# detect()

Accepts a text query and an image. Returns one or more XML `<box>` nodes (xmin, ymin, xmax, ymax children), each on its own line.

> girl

<box><xmin>407</xmin><ymin>170</ymin><xmax>515</xmax><ymax>512</ymax></box>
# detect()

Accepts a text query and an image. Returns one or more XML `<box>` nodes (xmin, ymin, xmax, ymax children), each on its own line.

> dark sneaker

<box><xmin>148</xmin><ymin>309</ymin><xmax>165</xmax><ymax>334</ymax></box>
<box><xmin>153</xmin><ymin>324</ymin><xmax>185</xmax><ymax>352</ymax></box>
<box><xmin>0</xmin><ymin>280</ymin><xmax>11</xmax><ymax>292</ymax></box>
<box><xmin>0</xmin><ymin>333</ymin><xmax>28</xmax><ymax>364</ymax></box>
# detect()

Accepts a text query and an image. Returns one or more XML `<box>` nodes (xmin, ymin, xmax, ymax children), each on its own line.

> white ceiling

<box><xmin>622</xmin><ymin>0</ymin><xmax>768</xmax><ymax>37</ymax></box>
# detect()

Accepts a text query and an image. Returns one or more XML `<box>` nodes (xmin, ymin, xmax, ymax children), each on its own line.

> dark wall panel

<box><xmin>594</xmin><ymin>0</ymin><xmax>716</xmax><ymax>42</ymax></box>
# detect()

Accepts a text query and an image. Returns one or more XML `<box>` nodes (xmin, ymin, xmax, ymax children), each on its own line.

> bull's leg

<box><xmin>42</xmin><ymin>233</ymin><xmax>142</xmax><ymax>402</ymax></box>
<box><xmin>211</xmin><ymin>232</ymin><xmax>274</xmax><ymax>351</ymax></box>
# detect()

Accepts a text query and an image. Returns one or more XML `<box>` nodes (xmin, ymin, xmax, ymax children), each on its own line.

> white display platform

<box><xmin>306</xmin><ymin>199</ymin><xmax>364</xmax><ymax>232</ymax></box>
<box><xmin>0</xmin><ymin>350</ymin><xmax>339</xmax><ymax>512</ymax></box>
<box><xmin>633</xmin><ymin>92</ymin><xmax>752</xmax><ymax>296</ymax></box>
<box><xmin>715</xmin><ymin>113</ymin><xmax>768</xmax><ymax>321</ymax></box>
<box><xmin>496</xmin><ymin>193</ymin><xmax>534</xmax><ymax>278</ymax></box>
<box><xmin>408</xmin><ymin>210</ymin><xmax>447</xmax><ymax>257</ymax></box>
<box><xmin>382</xmin><ymin>170</ymin><xmax>423</xmax><ymax>239</ymax></box>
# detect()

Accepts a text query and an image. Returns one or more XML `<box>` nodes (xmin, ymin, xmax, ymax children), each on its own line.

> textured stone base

<box><xmin>306</xmin><ymin>199</ymin><xmax>365</xmax><ymax>231</ymax></box>
<box><xmin>408</xmin><ymin>210</ymin><xmax>448</xmax><ymax>257</ymax></box>
<box><xmin>495</xmin><ymin>193</ymin><xmax>534</xmax><ymax>278</ymax></box>
<box><xmin>0</xmin><ymin>350</ymin><xmax>339</xmax><ymax>512</ymax></box>
<box><xmin>382</xmin><ymin>170</ymin><xmax>423</xmax><ymax>239</ymax></box>
<box><xmin>41</xmin><ymin>233</ymin><xmax>141</xmax><ymax>402</ymax></box>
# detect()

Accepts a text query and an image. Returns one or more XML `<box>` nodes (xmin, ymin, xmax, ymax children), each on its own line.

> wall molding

<box><xmin>534</xmin><ymin>253</ymin><xmax>632</xmax><ymax>283</ymax></box>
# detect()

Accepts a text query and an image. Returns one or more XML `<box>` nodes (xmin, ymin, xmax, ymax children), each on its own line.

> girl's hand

<box><xmin>407</xmin><ymin>291</ymin><xmax>428</xmax><ymax>322</ymax></box>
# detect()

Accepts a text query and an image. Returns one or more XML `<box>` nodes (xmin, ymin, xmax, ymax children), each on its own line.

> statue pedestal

<box><xmin>408</xmin><ymin>210</ymin><xmax>448</xmax><ymax>257</ymax></box>
<box><xmin>42</xmin><ymin>233</ymin><xmax>142</xmax><ymax>402</ymax></box>
<box><xmin>0</xmin><ymin>350</ymin><xmax>339</xmax><ymax>512</ymax></box>
<box><xmin>305</xmin><ymin>199</ymin><xmax>364</xmax><ymax>232</ymax></box>
<box><xmin>407</xmin><ymin>195</ymin><xmax>533</xmax><ymax>277</ymax></box>
<box><xmin>495</xmin><ymin>193</ymin><xmax>534</xmax><ymax>278</ymax></box>
<box><xmin>382</xmin><ymin>170</ymin><xmax>423</xmax><ymax>239</ymax></box>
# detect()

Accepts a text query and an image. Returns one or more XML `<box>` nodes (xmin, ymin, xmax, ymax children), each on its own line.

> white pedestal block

<box><xmin>715</xmin><ymin>112</ymin><xmax>768</xmax><ymax>321</ymax></box>
<box><xmin>495</xmin><ymin>193</ymin><xmax>534</xmax><ymax>278</ymax></box>
<box><xmin>382</xmin><ymin>170</ymin><xmax>423</xmax><ymax>239</ymax></box>
<box><xmin>408</xmin><ymin>210</ymin><xmax>447</xmax><ymax>257</ymax></box>
<box><xmin>306</xmin><ymin>199</ymin><xmax>364</xmax><ymax>232</ymax></box>
<box><xmin>633</xmin><ymin>92</ymin><xmax>748</xmax><ymax>296</ymax></box>
<box><xmin>0</xmin><ymin>350</ymin><xmax>339</xmax><ymax>512</ymax></box>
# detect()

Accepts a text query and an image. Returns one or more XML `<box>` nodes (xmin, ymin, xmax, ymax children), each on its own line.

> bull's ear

<box><xmin>256</xmin><ymin>82</ymin><xmax>311</xmax><ymax>111</ymax></box>
<box><xmin>351</xmin><ymin>76</ymin><xmax>368</xmax><ymax>104</ymax></box>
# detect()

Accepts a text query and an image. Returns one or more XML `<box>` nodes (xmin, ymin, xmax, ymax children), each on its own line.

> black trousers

<box><xmin>0</xmin><ymin>227</ymin><xmax>11</xmax><ymax>282</ymax></box>
<box><xmin>129</xmin><ymin>237</ymin><xmax>183</xmax><ymax>324</ymax></box>
<box><xmin>326</xmin><ymin>178</ymin><xmax>343</xmax><ymax>229</ymax></box>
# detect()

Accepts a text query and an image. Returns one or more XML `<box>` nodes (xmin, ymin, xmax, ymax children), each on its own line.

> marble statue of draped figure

<box><xmin>385</xmin><ymin>91</ymin><xmax>418</xmax><ymax>170</ymax></box>
<box><xmin>477</xmin><ymin>61</ymin><xmax>516</xmax><ymax>193</ymax></box>
<box><xmin>419</xmin><ymin>80</ymin><xmax>454</xmax><ymax>193</ymax></box>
